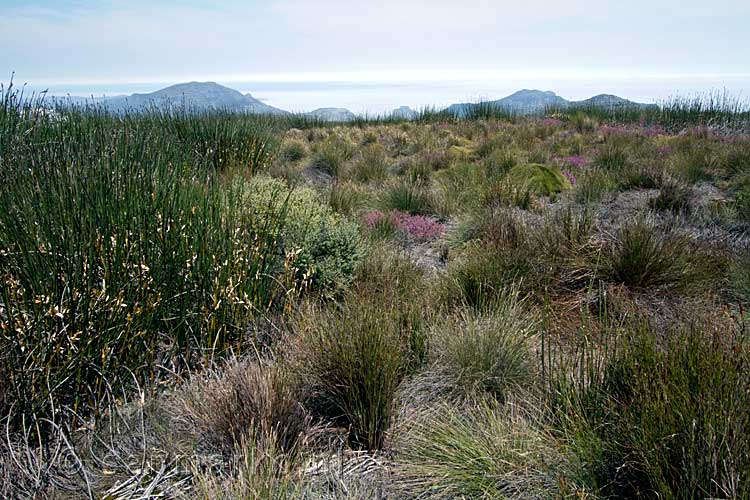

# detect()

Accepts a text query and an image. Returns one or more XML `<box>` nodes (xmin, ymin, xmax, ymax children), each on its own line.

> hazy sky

<box><xmin>2</xmin><ymin>0</ymin><xmax>749</xmax><ymax>110</ymax></box>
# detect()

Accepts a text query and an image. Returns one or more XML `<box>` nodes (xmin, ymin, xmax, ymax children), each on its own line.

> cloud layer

<box><xmin>2</xmin><ymin>0</ymin><xmax>749</xmax><ymax>85</ymax></box>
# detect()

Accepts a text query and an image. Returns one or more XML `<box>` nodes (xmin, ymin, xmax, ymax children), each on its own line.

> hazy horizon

<box><xmin>9</xmin><ymin>75</ymin><xmax>750</xmax><ymax>115</ymax></box>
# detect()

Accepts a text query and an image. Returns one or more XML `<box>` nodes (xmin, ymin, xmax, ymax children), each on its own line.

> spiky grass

<box><xmin>394</xmin><ymin>400</ymin><xmax>566</xmax><ymax>499</ymax></box>
<box><xmin>430</xmin><ymin>295</ymin><xmax>536</xmax><ymax>402</ymax></box>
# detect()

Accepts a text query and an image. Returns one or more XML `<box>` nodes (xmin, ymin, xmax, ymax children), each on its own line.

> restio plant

<box><xmin>0</xmin><ymin>88</ymin><xmax>295</xmax><ymax>433</ymax></box>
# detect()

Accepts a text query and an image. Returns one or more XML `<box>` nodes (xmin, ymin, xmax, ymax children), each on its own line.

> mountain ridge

<box><xmin>49</xmin><ymin>82</ymin><xmax>651</xmax><ymax>119</ymax></box>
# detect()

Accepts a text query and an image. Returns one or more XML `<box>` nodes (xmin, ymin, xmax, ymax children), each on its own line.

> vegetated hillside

<box><xmin>2</xmin><ymin>83</ymin><xmax>750</xmax><ymax>499</ymax></box>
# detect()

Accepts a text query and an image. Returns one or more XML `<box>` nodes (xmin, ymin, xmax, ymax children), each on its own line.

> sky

<box><xmin>2</xmin><ymin>0</ymin><xmax>749</xmax><ymax>112</ymax></box>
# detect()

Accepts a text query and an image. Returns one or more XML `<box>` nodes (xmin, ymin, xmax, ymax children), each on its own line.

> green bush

<box><xmin>506</xmin><ymin>163</ymin><xmax>572</xmax><ymax>197</ymax></box>
<box><xmin>246</xmin><ymin>176</ymin><xmax>363</xmax><ymax>294</ymax></box>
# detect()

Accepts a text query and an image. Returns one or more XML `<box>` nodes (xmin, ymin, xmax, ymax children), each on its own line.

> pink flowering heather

<box><xmin>362</xmin><ymin>210</ymin><xmax>444</xmax><ymax>243</ymax></box>
<box><xmin>657</xmin><ymin>145</ymin><xmax>673</xmax><ymax>156</ymax></box>
<box><xmin>562</xmin><ymin>170</ymin><xmax>577</xmax><ymax>186</ymax></box>
<box><xmin>642</xmin><ymin>125</ymin><xmax>666</xmax><ymax>137</ymax></box>
<box><xmin>600</xmin><ymin>124</ymin><xmax>630</xmax><ymax>136</ymax></box>
<box><xmin>541</xmin><ymin>118</ymin><xmax>564</xmax><ymax>127</ymax></box>
<box><xmin>398</xmin><ymin>214</ymin><xmax>445</xmax><ymax>242</ymax></box>
<box><xmin>559</xmin><ymin>155</ymin><xmax>589</xmax><ymax>168</ymax></box>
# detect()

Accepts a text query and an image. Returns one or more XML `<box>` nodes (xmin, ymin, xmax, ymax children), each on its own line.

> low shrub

<box><xmin>363</xmin><ymin>210</ymin><xmax>445</xmax><ymax>243</ymax></box>
<box><xmin>506</xmin><ymin>163</ymin><xmax>572</xmax><ymax>197</ymax></box>
<box><xmin>246</xmin><ymin>176</ymin><xmax>363</xmax><ymax>294</ymax></box>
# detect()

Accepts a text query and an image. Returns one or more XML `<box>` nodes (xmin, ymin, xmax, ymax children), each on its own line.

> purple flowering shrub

<box><xmin>558</xmin><ymin>155</ymin><xmax>589</xmax><ymax>168</ymax></box>
<box><xmin>363</xmin><ymin>210</ymin><xmax>445</xmax><ymax>242</ymax></box>
<box><xmin>562</xmin><ymin>170</ymin><xmax>577</xmax><ymax>186</ymax></box>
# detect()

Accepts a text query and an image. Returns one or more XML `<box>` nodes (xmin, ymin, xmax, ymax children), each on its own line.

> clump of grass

<box><xmin>446</xmin><ymin>212</ymin><xmax>536</xmax><ymax>307</ymax></box>
<box><xmin>575</xmin><ymin>170</ymin><xmax>615</xmax><ymax>204</ymax></box>
<box><xmin>606</xmin><ymin>218</ymin><xmax>692</xmax><ymax>290</ymax></box>
<box><xmin>729</xmin><ymin>253</ymin><xmax>750</xmax><ymax>304</ymax></box>
<box><xmin>351</xmin><ymin>144</ymin><xmax>389</xmax><ymax>183</ymax></box>
<box><xmin>480</xmin><ymin>181</ymin><xmax>534</xmax><ymax>210</ymax></box>
<box><xmin>649</xmin><ymin>177</ymin><xmax>693</xmax><ymax>214</ymax></box>
<box><xmin>734</xmin><ymin>183</ymin><xmax>750</xmax><ymax>226</ymax></box>
<box><xmin>506</xmin><ymin>163</ymin><xmax>572</xmax><ymax>197</ymax></box>
<box><xmin>191</xmin><ymin>428</ymin><xmax>304</xmax><ymax>500</ymax></box>
<box><xmin>674</xmin><ymin>144</ymin><xmax>719</xmax><ymax>183</ymax></box>
<box><xmin>430</xmin><ymin>295</ymin><xmax>536</xmax><ymax>402</ymax></box>
<box><xmin>381</xmin><ymin>180</ymin><xmax>435</xmax><ymax>215</ymax></box>
<box><xmin>327</xmin><ymin>181</ymin><xmax>366</xmax><ymax>216</ymax></box>
<box><xmin>619</xmin><ymin>164</ymin><xmax>660</xmax><ymax>189</ymax></box>
<box><xmin>569</xmin><ymin>111</ymin><xmax>598</xmax><ymax>134</ymax></box>
<box><xmin>394</xmin><ymin>400</ymin><xmax>566</xmax><ymax>499</ymax></box>
<box><xmin>309</xmin><ymin>137</ymin><xmax>354</xmax><ymax>177</ymax></box>
<box><xmin>594</xmin><ymin>144</ymin><xmax>629</xmax><ymax>170</ymax></box>
<box><xmin>176</xmin><ymin>358</ymin><xmax>307</xmax><ymax>453</ymax></box>
<box><xmin>294</xmin><ymin>284</ymin><xmax>425</xmax><ymax>450</ymax></box>
<box><xmin>279</xmin><ymin>140</ymin><xmax>307</xmax><ymax>162</ymax></box>
<box><xmin>483</xmin><ymin>147</ymin><xmax>518</xmax><ymax>179</ymax></box>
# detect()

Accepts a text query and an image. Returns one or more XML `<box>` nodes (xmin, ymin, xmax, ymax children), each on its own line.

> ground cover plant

<box><xmin>2</xmin><ymin>82</ymin><xmax>750</xmax><ymax>498</ymax></box>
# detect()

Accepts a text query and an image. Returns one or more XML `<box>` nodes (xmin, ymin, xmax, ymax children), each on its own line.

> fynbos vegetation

<box><xmin>2</xmin><ymin>81</ymin><xmax>750</xmax><ymax>499</ymax></box>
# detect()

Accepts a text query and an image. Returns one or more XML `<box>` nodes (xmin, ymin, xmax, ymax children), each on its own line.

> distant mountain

<box><xmin>304</xmin><ymin>107</ymin><xmax>357</xmax><ymax>121</ymax></box>
<box><xmin>53</xmin><ymin>82</ymin><xmax>288</xmax><ymax>114</ymax></box>
<box><xmin>390</xmin><ymin>106</ymin><xmax>417</xmax><ymax>119</ymax></box>
<box><xmin>46</xmin><ymin>82</ymin><xmax>652</xmax><ymax>118</ymax></box>
<box><xmin>573</xmin><ymin>94</ymin><xmax>652</xmax><ymax>109</ymax></box>
<box><xmin>445</xmin><ymin>89</ymin><xmax>649</xmax><ymax>116</ymax></box>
